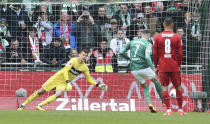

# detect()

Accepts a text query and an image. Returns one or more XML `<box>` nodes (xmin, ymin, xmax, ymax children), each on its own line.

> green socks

<box><xmin>154</xmin><ymin>81</ymin><xmax>164</xmax><ymax>103</ymax></box>
<box><xmin>143</xmin><ymin>87</ymin><xmax>151</xmax><ymax>105</ymax></box>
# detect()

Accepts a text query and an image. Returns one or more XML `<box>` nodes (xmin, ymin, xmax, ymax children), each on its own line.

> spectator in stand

<box><xmin>73</xmin><ymin>10</ymin><xmax>102</xmax><ymax>51</ymax></box>
<box><xmin>21</xmin><ymin>27</ymin><xmax>44</xmax><ymax>65</ymax></box>
<box><xmin>153</xmin><ymin>1</ymin><xmax>167</xmax><ymax>31</ymax></box>
<box><xmin>182</xmin><ymin>0</ymin><xmax>190</xmax><ymax>10</ymax></box>
<box><xmin>6</xmin><ymin>37</ymin><xmax>26</xmax><ymax>64</ymax></box>
<box><xmin>143</xmin><ymin>4</ymin><xmax>161</xmax><ymax>37</ymax></box>
<box><xmin>183</xmin><ymin>12</ymin><xmax>192</xmax><ymax>34</ymax></box>
<box><xmin>130</xmin><ymin>3</ymin><xmax>144</xmax><ymax>21</ymax></box>
<box><xmin>104</xmin><ymin>18</ymin><xmax>119</xmax><ymax>43</ymax></box>
<box><xmin>42</xmin><ymin>37</ymin><xmax>66</xmax><ymax>66</ymax></box>
<box><xmin>32</xmin><ymin>4</ymin><xmax>55</xmax><ymax>24</ymax></box>
<box><xmin>0</xmin><ymin>17</ymin><xmax>11</xmax><ymax>42</ymax></box>
<box><xmin>0</xmin><ymin>17</ymin><xmax>10</xmax><ymax>64</ymax></box>
<box><xmin>153</xmin><ymin>2</ymin><xmax>166</xmax><ymax>18</ymax></box>
<box><xmin>126</xmin><ymin>13</ymin><xmax>147</xmax><ymax>40</ymax></box>
<box><xmin>77</xmin><ymin>3</ymin><xmax>99</xmax><ymax>18</ymax></box>
<box><xmin>104</xmin><ymin>4</ymin><xmax>120</xmax><ymax>19</ymax></box>
<box><xmin>110</xmin><ymin>30</ymin><xmax>130</xmax><ymax>68</ymax></box>
<box><xmin>0</xmin><ymin>0</ymin><xmax>10</xmax><ymax>19</ymax></box>
<box><xmin>94</xmin><ymin>6</ymin><xmax>109</xmax><ymax>32</ymax></box>
<box><xmin>110</xmin><ymin>30</ymin><xmax>130</xmax><ymax>55</ymax></box>
<box><xmin>69</xmin><ymin>48</ymin><xmax>78</xmax><ymax>59</ymax></box>
<box><xmin>6</xmin><ymin>4</ymin><xmax>30</xmax><ymax>37</ymax></box>
<box><xmin>0</xmin><ymin>36</ymin><xmax>8</xmax><ymax>65</ymax></box>
<box><xmin>176</xmin><ymin>27</ymin><xmax>187</xmax><ymax>65</ymax></box>
<box><xmin>165</xmin><ymin>1</ymin><xmax>185</xmax><ymax>30</ymax></box>
<box><xmin>33</xmin><ymin>11</ymin><xmax>53</xmax><ymax>47</ymax></box>
<box><xmin>191</xmin><ymin>12</ymin><xmax>201</xmax><ymax>41</ymax></box>
<box><xmin>90</xmin><ymin>37</ymin><xmax>118</xmax><ymax>72</ymax></box>
<box><xmin>189</xmin><ymin>12</ymin><xmax>202</xmax><ymax>64</ymax></box>
<box><xmin>53</xmin><ymin>11</ymin><xmax>77</xmax><ymax>54</ymax></box>
<box><xmin>182</xmin><ymin>12</ymin><xmax>197</xmax><ymax>65</ymax></box>
<box><xmin>113</xmin><ymin>4</ymin><xmax>132</xmax><ymax>30</ymax></box>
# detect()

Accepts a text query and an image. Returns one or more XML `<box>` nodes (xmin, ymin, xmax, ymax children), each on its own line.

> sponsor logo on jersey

<box><xmin>134</xmin><ymin>41</ymin><xmax>144</xmax><ymax>45</ymax></box>
<box><xmin>70</xmin><ymin>67</ymin><xmax>81</xmax><ymax>75</ymax></box>
<box><xmin>164</xmin><ymin>53</ymin><xmax>172</xmax><ymax>58</ymax></box>
<box><xmin>132</xmin><ymin>58</ymin><xmax>140</xmax><ymax>60</ymax></box>
<box><xmin>162</xmin><ymin>34</ymin><xmax>174</xmax><ymax>37</ymax></box>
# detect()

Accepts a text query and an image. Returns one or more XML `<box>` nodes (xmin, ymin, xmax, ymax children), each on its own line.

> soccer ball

<box><xmin>169</xmin><ymin>88</ymin><xmax>176</xmax><ymax>99</ymax></box>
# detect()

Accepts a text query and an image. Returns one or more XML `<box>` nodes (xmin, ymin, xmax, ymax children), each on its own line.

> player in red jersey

<box><xmin>153</xmin><ymin>17</ymin><xmax>186</xmax><ymax>116</ymax></box>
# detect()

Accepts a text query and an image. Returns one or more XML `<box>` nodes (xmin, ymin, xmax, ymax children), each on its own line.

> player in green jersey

<box><xmin>120</xmin><ymin>29</ymin><xmax>165</xmax><ymax>113</ymax></box>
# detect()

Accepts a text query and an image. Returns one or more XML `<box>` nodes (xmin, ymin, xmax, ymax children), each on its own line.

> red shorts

<box><xmin>159</xmin><ymin>72</ymin><xmax>181</xmax><ymax>87</ymax></box>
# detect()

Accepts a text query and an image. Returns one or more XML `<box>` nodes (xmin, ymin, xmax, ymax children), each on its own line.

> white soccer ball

<box><xmin>169</xmin><ymin>88</ymin><xmax>176</xmax><ymax>99</ymax></box>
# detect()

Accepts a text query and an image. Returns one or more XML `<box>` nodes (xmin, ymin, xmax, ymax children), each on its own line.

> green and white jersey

<box><xmin>120</xmin><ymin>38</ymin><xmax>154</xmax><ymax>71</ymax></box>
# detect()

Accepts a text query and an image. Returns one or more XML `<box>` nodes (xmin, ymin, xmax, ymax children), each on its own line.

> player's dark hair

<box><xmin>164</xmin><ymin>17</ymin><xmax>174</xmax><ymax>26</ymax></box>
<box><xmin>176</xmin><ymin>27</ymin><xmax>184</xmax><ymax>30</ymax></box>
<box><xmin>141</xmin><ymin>29</ymin><xmax>150</xmax><ymax>34</ymax></box>
<box><xmin>79</xmin><ymin>49</ymin><xmax>89</xmax><ymax>54</ymax></box>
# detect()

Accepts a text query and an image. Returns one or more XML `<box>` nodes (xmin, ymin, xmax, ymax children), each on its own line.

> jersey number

<box><xmin>165</xmin><ymin>39</ymin><xmax>171</xmax><ymax>53</ymax></box>
<box><xmin>134</xmin><ymin>45</ymin><xmax>140</xmax><ymax>57</ymax></box>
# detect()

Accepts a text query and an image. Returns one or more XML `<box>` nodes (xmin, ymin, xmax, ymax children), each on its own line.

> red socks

<box><xmin>176</xmin><ymin>90</ymin><xmax>183</xmax><ymax>109</ymax></box>
<box><xmin>163</xmin><ymin>91</ymin><xmax>170</xmax><ymax>109</ymax></box>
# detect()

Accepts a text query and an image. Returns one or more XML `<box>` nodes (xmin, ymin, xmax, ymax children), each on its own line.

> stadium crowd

<box><xmin>0</xmin><ymin>0</ymin><xmax>202</xmax><ymax>72</ymax></box>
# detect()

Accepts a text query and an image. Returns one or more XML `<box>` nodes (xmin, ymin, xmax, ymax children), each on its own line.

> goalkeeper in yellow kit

<box><xmin>17</xmin><ymin>49</ymin><xmax>108</xmax><ymax>111</ymax></box>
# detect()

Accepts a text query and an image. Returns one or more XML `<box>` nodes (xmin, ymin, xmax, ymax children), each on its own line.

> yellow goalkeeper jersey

<box><xmin>42</xmin><ymin>57</ymin><xmax>97</xmax><ymax>92</ymax></box>
<box><xmin>59</xmin><ymin>57</ymin><xmax>97</xmax><ymax>85</ymax></box>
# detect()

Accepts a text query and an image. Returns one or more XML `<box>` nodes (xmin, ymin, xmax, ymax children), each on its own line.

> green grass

<box><xmin>0</xmin><ymin>110</ymin><xmax>209</xmax><ymax>124</ymax></box>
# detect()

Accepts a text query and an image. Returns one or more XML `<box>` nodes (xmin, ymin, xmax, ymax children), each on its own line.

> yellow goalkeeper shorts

<box><xmin>42</xmin><ymin>74</ymin><xmax>67</xmax><ymax>92</ymax></box>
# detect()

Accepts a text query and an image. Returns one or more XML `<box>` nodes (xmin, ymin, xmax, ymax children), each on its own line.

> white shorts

<box><xmin>131</xmin><ymin>67</ymin><xmax>156</xmax><ymax>84</ymax></box>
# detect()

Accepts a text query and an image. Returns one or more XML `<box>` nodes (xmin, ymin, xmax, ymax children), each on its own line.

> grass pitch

<box><xmin>0</xmin><ymin>110</ymin><xmax>209</xmax><ymax>124</ymax></box>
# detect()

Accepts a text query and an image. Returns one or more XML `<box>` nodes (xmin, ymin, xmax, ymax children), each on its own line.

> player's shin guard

<box><xmin>176</xmin><ymin>90</ymin><xmax>183</xmax><ymax>109</ymax></box>
<box><xmin>154</xmin><ymin>81</ymin><xmax>164</xmax><ymax>103</ymax></box>
<box><xmin>23</xmin><ymin>91</ymin><xmax>39</xmax><ymax>106</ymax></box>
<box><xmin>143</xmin><ymin>87</ymin><xmax>151</xmax><ymax>105</ymax></box>
<box><xmin>39</xmin><ymin>95</ymin><xmax>56</xmax><ymax>106</ymax></box>
<box><xmin>162</xmin><ymin>91</ymin><xmax>170</xmax><ymax>109</ymax></box>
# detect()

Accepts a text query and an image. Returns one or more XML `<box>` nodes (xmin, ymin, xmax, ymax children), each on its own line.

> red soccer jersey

<box><xmin>153</xmin><ymin>31</ymin><xmax>183</xmax><ymax>72</ymax></box>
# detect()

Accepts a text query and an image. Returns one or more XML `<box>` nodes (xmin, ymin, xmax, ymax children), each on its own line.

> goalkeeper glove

<box><xmin>96</xmin><ymin>83</ymin><xmax>108</xmax><ymax>91</ymax></box>
<box><xmin>66</xmin><ymin>80</ymin><xmax>70</xmax><ymax>84</ymax></box>
<box><xmin>66</xmin><ymin>80</ymin><xmax>72</xmax><ymax>91</ymax></box>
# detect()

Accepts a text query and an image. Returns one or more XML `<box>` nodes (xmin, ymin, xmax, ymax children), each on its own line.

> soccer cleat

<box><xmin>178</xmin><ymin>111</ymin><xmax>187</xmax><ymax>116</ymax></box>
<box><xmin>163</xmin><ymin>111</ymin><xmax>172</xmax><ymax>116</ymax></box>
<box><xmin>149</xmin><ymin>105</ymin><xmax>157</xmax><ymax>113</ymax></box>
<box><xmin>36</xmin><ymin>105</ymin><xmax>45</xmax><ymax>111</ymax></box>
<box><xmin>17</xmin><ymin>105</ymin><xmax>25</xmax><ymax>111</ymax></box>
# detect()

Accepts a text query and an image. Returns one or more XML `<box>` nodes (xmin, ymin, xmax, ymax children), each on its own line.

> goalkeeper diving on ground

<box><xmin>17</xmin><ymin>49</ymin><xmax>108</xmax><ymax>111</ymax></box>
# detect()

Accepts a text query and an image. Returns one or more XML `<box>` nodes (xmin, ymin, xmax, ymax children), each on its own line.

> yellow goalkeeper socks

<box><xmin>39</xmin><ymin>95</ymin><xmax>56</xmax><ymax>106</ymax></box>
<box><xmin>23</xmin><ymin>91</ymin><xmax>39</xmax><ymax>106</ymax></box>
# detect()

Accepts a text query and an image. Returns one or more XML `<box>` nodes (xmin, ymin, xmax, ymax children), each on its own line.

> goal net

<box><xmin>0</xmin><ymin>0</ymin><xmax>209</xmax><ymax>112</ymax></box>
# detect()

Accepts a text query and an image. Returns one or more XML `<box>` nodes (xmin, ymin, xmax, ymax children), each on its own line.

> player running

<box><xmin>17</xmin><ymin>49</ymin><xmax>108</xmax><ymax>111</ymax></box>
<box><xmin>153</xmin><ymin>17</ymin><xmax>185</xmax><ymax>116</ymax></box>
<box><xmin>120</xmin><ymin>29</ymin><xmax>165</xmax><ymax>113</ymax></box>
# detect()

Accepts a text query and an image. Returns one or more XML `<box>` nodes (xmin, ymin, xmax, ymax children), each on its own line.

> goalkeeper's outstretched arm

<box><xmin>84</xmin><ymin>70</ymin><xmax>108</xmax><ymax>91</ymax></box>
